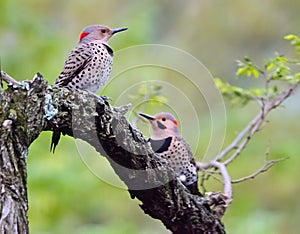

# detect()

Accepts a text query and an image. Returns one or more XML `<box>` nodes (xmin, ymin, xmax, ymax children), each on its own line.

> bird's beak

<box><xmin>139</xmin><ymin>113</ymin><xmax>155</xmax><ymax>121</ymax></box>
<box><xmin>111</xmin><ymin>27</ymin><xmax>128</xmax><ymax>35</ymax></box>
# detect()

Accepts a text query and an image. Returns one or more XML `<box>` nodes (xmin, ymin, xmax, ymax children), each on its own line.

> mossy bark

<box><xmin>0</xmin><ymin>75</ymin><xmax>225</xmax><ymax>234</ymax></box>
<box><xmin>0</xmin><ymin>75</ymin><xmax>47</xmax><ymax>234</ymax></box>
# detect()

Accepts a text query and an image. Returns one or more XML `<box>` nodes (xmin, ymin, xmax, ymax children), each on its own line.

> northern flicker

<box><xmin>55</xmin><ymin>24</ymin><xmax>127</xmax><ymax>93</ymax></box>
<box><xmin>50</xmin><ymin>25</ymin><xmax>127</xmax><ymax>152</ymax></box>
<box><xmin>139</xmin><ymin>112</ymin><xmax>201</xmax><ymax>196</ymax></box>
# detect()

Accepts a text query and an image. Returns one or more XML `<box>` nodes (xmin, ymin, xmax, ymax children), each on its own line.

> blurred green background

<box><xmin>1</xmin><ymin>0</ymin><xmax>300</xmax><ymax>233</ymax></box>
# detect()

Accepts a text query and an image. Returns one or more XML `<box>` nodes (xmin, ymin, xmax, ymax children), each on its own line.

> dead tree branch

<box><xmin>0</xmin><ymin>73</ymin><xmax>225</xmax><ymax>234</ymax></box>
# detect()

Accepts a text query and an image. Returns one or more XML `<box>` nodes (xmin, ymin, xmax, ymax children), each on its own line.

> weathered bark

<box><xmin>0</xmin><ymin>76</ymin><xmax>47</xmax><ymax>234</ymax></box>
<box><xmin>0</xmin><ymin>75</ymin><xmax>225</xmax><ymax>234</ymax></box>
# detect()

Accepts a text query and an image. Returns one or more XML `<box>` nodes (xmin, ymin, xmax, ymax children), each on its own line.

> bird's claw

<box><xmin>100</xmin><ymin>95</ymin><xmax>112</xmax><ymax>101</ymax></box>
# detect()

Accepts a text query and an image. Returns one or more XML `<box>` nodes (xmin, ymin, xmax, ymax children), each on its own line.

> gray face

<box><xmin>79</xmin><ymin>25</ymin><xmax>127</xmax><ymax>43</ymax></box>
<box><xmin>139</xmin><ymin>112</ymin><xmax>179</xmax><ymax>139</ymax></box>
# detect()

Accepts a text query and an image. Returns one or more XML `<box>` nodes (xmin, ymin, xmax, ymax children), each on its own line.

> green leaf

<box><xmin>284</xmin><ymin>34</ymin><xmax>300</xmax><ymax>53</ymax></box>
<box><xmin>236</xmin><ymin>57</ymin><xmax>262</xmax><ymax>78</ymax></box>
<box><xmin>252</xmin><ymin>68</ymin><xmax>259</xmax><ymax>78</ymax></box>
<box><xmin>288</xmin><ymin>73</ymin><xmax>300</xmax><ymax>83</ymax></box>
<box><xmin>236</xmin><ymin>67</ymin><xmax>248</xmax><ymax>77</ymax></box>
<box><xmin>284</xmin><ymin>34</ymin><xmax>295</xmax><ymax>40</ymax></box>
<box><xmin>249</xmin><ymin>88</ymin><xmax>264</xmax><ymax>96</ymax></box>
<box><xmin>266</xmin><ymin>62</ymin><xmax>274</xmax><ymax>71</ymax></box>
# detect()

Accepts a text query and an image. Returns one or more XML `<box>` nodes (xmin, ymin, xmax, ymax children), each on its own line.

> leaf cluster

<box><xmin>216</xmin><ymin>35</ymin><xmax>300</xmax><ymax>106</ymax></box>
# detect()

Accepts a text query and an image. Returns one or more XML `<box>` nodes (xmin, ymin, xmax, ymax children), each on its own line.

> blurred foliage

<box><xmin>216</xmin><ymin>36</ymin><xmax>300</xmax><ymax>106</ymax></box>
<box><xmin>1</xmin><ymin>0</ymin><xmax>300</xmax><ymax>233</ymax></box>
<box><xmin>129</xmin><ymin>83</ymin><xmax>168</xmax><ymax>107</ymax></box>
<box><xmin>215</xmin><ymin>77</ymin><xmax>256</xmax><ymax>106</ymax></box>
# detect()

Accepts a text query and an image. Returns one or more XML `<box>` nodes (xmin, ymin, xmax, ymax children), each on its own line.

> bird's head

<box><xmin>139</xmin><ymin>112</ymin><xmax>179</xmax><ymax>139</ymax></box>
<box><xmin>79</xmin><ymin>25</ymin><xmax>128</xmax><ymax>44</ymax></box>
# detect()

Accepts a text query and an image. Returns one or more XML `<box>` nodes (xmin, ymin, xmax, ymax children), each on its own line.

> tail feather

<box><xmin>50</xmin><ymin>130</ymin><xmax>61</xmax><ymax>153</ymax></box>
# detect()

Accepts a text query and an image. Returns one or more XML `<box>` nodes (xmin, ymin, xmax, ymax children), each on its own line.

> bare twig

<box><xmin>231</xmin><ymin>158</ymin><xmax>286</xmax><ymax>183</ymax></box>
<box><xmin>210</xmin><ymin>161</ymin><xmax>232</xmax><ymax>200</ymax></box>
<box><xmin>232</xmin><ymin>153</ymin><xmax>288</xmax><ymax>184</ymax></box>
<box><xmin>214</xmin><ymin>111</ymin><xmax>263</xmax><ymax>162</ymax></box>
<box><xmin>197</xmin><ymin>160</ymin><xmax>232</xmax><ymax>216</ymax></box>
<box><xmin>202</xmin><ymin>170</ymin><xmax>223</xmax><ymax>184</ymax></box>
<box><xmin>270</xmin><ymin>81</ymin><xmax>300</xmax><ymax>109</ymax></box>
<box><xmin>1</xmin><ymin>71</ymin><xmax>19</xmax><ymax>85</ymax></box>
<box><xmin>223</xmin><ymin>110</ymin><xmax>265</xmax><ymax>165</ymax></box>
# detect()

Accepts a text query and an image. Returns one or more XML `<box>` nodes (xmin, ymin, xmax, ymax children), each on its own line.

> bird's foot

<box><xmin>86</xmin><ymin>91</ymin><xmax>112</xmax><ymax>102</ymax></box>
<box><xmin>100</xmin><ymin>95</ymin><xmax>112</xmax><ymax>101</ymax></box>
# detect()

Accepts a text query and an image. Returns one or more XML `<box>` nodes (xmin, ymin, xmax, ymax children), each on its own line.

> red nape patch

<box><xmin>79</xmin><ymin>32</ymin><xmax>89</xmax><ymax>41</ymax></box>
<box><xmin>173</xmin><ymin>120</ymin><xmax>178</xmax><ymax>126</ymax></box>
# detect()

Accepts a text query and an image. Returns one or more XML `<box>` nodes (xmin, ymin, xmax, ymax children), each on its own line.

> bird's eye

<box><xmin>162</xmin><ymin>117</ymin><xmax>166</xmax><ymax>121</ymax></box>
<box><xmin>101</xmin><ymin>29</ymin><xmax>106</xmax><ymax>33</ymax></box>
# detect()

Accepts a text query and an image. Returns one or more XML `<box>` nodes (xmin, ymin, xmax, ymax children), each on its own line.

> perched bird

<box><xmin>55</xmin><ymin>24</ymin><xmax>127</xmax><ymax>93</ymax></box>
<box><xmin>51</xmin><ymin>25</ymin><xmax>127</xmax><ymax>153</ymax></box>
<box><xmin>139</xmin><ymin>112</ymin><xmax>201</xmax><ymax>196</ymax></box>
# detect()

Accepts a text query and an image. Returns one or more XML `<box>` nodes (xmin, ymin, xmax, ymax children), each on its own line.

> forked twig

<box><xmin>232</xmin><ymin>154</ymin><xmax>288</xmax><ymax>184</ymax></box>
<box><xmin>197</xmin><ymin>79</ymin><xmax>299</xmax><ymax>216</ymax></box>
